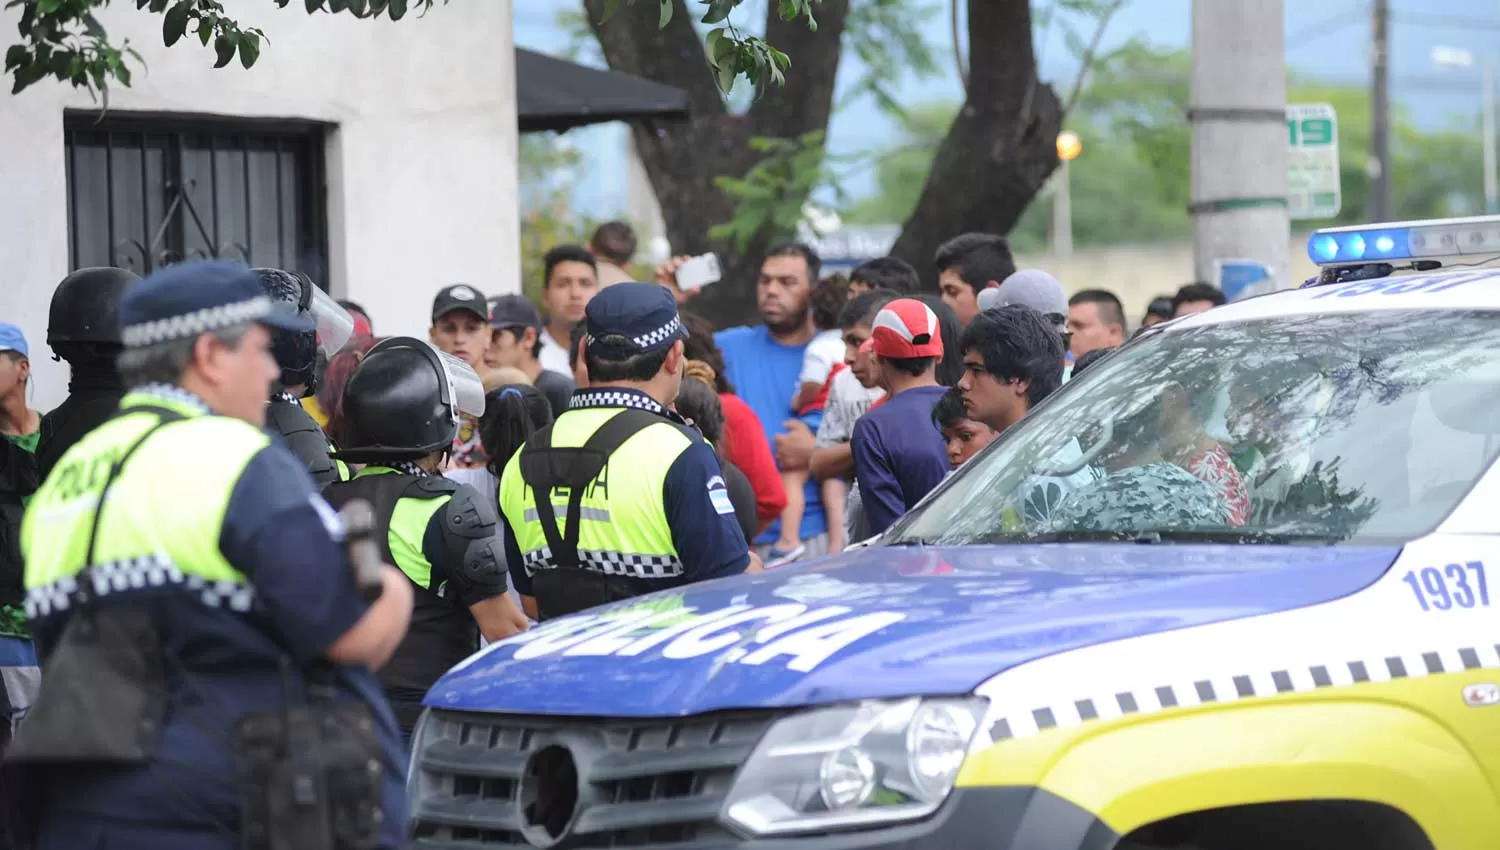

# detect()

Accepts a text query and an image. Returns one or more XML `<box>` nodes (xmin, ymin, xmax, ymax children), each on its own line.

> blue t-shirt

<box><xmin>715</xmin><ymin>325</ymin><xmax>826</xmax><ymax>543</ymax></box>
<box><xmin>850</xmin><ymin>384</ymin><xmax>950</xmax><ymax>536</ymax></box>
<box><xmin>31</xmin><ymin>445</ymin><xmax>409</xmax><ymax>847</ymax></box>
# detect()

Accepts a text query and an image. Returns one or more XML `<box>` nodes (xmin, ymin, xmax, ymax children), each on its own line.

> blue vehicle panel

<box><xmin>426</xmin><ymin>544</ymin><xmax>1400</xmax><ymax>717</ymax></box>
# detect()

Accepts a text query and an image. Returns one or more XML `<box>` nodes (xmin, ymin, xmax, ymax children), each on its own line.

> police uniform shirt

<box><xmin>22</xmin><ymin>387</ymin><xmax>408</xmax><ymax>847</ymax></box>
<box><xmin>500</xmin><ymin>388</ymin><xmax>751</xmax><ymax>598</ymax></box>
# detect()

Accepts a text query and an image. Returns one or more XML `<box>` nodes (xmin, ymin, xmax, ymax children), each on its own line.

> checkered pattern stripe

<box><xmin>632</xmin><ymin>314</ymin><xmax>682</xmax><ymax>349</ymax></box>
<box><xmin>369</xmin><ymin>461</ymin><xmax>430</xmax><ymax>477</ymax></box>
<box><xmin>122</xmin><ymin>295</ymin><xmax>273</xmax><ymax>348</ymax></box>
<box><xmin>567</xmin><ymin>389</ymin><xmax>667</xmax><ymax>416</ymax></box>
<box><xmin>132</xmin><ymin>383</ymin><xmax>211</xmax><ymax>414</ymax></box>
<box><xmin>985</xmin><ymin>642</ymin><xmax>1500</xmax><ymax>744</ymax></box>
<box><xmin>521</xmin><ymin>546</ymin><xmax>683</xmax><ymax>578</ymax></box>
<box><xmin>25</xmin><ymin>554</ymin><xmax>256</xmax><ymax>619</ymax></box>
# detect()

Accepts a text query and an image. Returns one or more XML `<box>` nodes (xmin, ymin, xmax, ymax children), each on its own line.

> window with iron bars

<box><xmin>64</xmin><ymin>112</ymin><xmax>330</xmax><ymax>286</ymax></box>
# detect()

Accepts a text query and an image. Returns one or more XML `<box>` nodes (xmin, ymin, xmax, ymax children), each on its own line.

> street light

<box><xmin>1052</xmin><ymin>131</ymin><xmax>1082</xmax><ymax>257</ymax></box>
<box><xmin>1432</xmin><ymin>45</ymin><xmax>1497</xmax><ymax>214</ymax></box>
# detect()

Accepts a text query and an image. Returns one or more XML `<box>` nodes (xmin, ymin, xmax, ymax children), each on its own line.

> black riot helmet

<box><xmin>334</xmin><ymin>336</ymin><xmax>486</xmax><ymax>463</ymax></box>
<box><xmin>250</xmin><ymin>267</ymin><xmax>355</xmax><ymax>396</ymax></box>
<box><xmin>47</xmin><ymin>266</ymin><xmax>141</xmax><ymax>348</ymax></box>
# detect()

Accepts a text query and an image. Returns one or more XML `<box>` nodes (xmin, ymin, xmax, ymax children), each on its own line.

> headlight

<box><xmin>721</xmin><ymin>697</ymin><xmax>986</xmax><ymax>836</ymax></box>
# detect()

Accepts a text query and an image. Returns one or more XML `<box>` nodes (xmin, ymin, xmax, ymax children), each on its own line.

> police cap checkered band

<box><xmin>871</xmin><ymin>298</ymin><xmax>943</xmax><ymax>359</ymax></box>
<box><xmin>584</xmin><ymin>282</ymin><xmax>688</xmax><ymax>358</ymax></box>
<box><xmin>120</xmin><ymin>260</ymin><xmax>314</xmax><ymax>349</ymax></box>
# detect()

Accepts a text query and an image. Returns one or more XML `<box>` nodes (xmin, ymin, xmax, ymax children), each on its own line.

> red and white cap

<box><xmin>870</xmin><ymin>298</ymin><xmax>944</xmax><ymax>359</ymax></box>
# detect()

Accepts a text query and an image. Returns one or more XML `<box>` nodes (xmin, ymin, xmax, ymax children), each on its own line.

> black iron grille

<box><xmin>409</xmin><ymin>709</ymin><xmax>780</xmax><ymax>849</ymax></box>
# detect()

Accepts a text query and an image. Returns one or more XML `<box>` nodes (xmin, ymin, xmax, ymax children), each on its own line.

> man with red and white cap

<box><xmin>848</xmin><ymin>299</ymin><xmax>951</xmax><ymax>535</ymax></box>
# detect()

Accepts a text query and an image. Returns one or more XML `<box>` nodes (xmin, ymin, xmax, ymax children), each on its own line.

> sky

<box><xmin>513</xmin><ymin>0</ymin><xmax>1500</xmax><ymax>218</ymax></box>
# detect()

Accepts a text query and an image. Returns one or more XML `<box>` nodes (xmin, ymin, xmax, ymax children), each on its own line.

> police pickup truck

<box><xmin>407</xmin><ymin>215</ymin><xmax>1500</xmax><ymax>850</ymax></box>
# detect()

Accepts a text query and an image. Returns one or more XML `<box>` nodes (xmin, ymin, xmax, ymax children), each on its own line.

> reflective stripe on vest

<box><xmin>499</xmin><ymin>407</ymin><xmax>694</xmax><ymax>579</ymax></box>
<box><xmin>20</xmin><ymin>391</ymin><xmax>268</xmax><ymax>618</ymax></box>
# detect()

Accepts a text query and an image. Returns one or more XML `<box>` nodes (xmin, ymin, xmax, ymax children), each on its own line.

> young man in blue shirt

<box><xmin>850</xmin><ymin>299</ymin><xmax>951</xmax><ymax>535</ymax></box>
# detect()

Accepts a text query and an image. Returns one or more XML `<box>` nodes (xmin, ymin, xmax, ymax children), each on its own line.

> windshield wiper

<box><xmin>970</xmin><ymin>529</ymin><xmax>1336</xmax><ymax>546</ymax></box>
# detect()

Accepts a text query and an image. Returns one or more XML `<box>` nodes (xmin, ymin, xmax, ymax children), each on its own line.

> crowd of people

<box><xmin>0</xmin><ymin>217</ymin><xmax>1238</xmax><ymax>849</ymax></box>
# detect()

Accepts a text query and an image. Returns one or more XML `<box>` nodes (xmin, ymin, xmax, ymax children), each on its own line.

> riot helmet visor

<box><xmin>308</xmin><ymin>284</ymin><xmax>356</xmax><ymax>356</ymax></box>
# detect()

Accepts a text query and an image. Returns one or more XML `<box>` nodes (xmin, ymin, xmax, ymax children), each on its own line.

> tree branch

<box><xmin>1061</xmin><ymin>0</ymin><xmax>1125</xmax><ymax>117</ymax></box>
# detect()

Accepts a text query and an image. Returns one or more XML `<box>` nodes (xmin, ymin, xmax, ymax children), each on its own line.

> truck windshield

<box><xmin>888</xmin><ymin>310</ymin><xmax>1500</xmax><ymax>547</ymax></box>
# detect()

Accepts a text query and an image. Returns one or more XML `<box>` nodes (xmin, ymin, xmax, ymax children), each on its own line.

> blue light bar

<box><xmin>1307</xmin><ymin>215</ymin><xmax>1500</xmax><ymax>266</ymax></box>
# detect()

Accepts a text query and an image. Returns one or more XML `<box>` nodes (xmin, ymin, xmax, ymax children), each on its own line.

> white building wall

<box><xmin>0</xmin><ymin>0</ymin><xmax>519</xmax><ymax>411</ymax></box>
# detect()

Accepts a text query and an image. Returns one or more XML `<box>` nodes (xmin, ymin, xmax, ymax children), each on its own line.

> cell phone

<box><xmin>675</xmin><ymin>253</ymin><xmax>722</xmax><ymax>291</ymax></box>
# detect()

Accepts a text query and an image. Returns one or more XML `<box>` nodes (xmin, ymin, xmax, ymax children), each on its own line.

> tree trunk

<box><xmin>888</xmin><ymin>0</ymin><xmax>1062</xmax><ymax>289</ymax></box>
<box><xmin>584</xmin><ymin>0</ymin><xmax>850</xmax><ymax>327</ymax></box>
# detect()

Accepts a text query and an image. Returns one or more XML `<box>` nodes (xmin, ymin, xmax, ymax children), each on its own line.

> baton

<box><xmin>339</xmin><ymin>498</ymin><xmax>385</xmax><ymax>603</ymax></box>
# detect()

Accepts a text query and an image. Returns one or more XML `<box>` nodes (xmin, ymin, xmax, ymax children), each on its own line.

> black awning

<box><xmin>516</xmin><ymin>48</ymin><xmax>691</xmax><ymax>134</ymax></box>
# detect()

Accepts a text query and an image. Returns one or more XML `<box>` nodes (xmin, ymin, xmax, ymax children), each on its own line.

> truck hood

<box><xmin>427</xmin><ymin>544</ymin><xmax>1399</xmax><ymax>717</ymax></box>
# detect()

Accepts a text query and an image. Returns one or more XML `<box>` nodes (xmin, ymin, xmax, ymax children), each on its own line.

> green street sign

<box><xmin>1287</xmin><ymin>103</ymin><xmax>1341</xmax><ymax>220</ymax></box>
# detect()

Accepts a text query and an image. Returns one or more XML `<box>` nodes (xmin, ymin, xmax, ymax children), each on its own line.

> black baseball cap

<box><xmin>584</xmin><ymin>282</ymin><xmax>688</xmax><ymax>359</ymax></box>
<box><xmin>432</xmin><ymin>284</ymin><xmax>488</xmax><ymax>324</ymax></box>
<box><xmin>489</xmin><ymin>294</ymin><xmax>543</xmax><ymax>330</ymax></box>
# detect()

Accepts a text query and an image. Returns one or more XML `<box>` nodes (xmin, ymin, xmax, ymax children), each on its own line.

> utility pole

<box><xmin>1371</xmin><ymin>0</ymin><xmax>1392</xmax><ymax>220</ymax></box>
<box><xmin>1189</xmin><ymin>0</ymin><xmax>1289</xmax><ymax>291</ymax></box>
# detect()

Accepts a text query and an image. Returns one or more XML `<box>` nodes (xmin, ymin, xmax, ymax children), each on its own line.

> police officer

<box><xmin>34</xmin><ymin>266</ymin><xmax>139</xmax><ymax>480</ymax></box>
<box><xmin>251</xmin><ymin>267</ymin><xmax>353</xmax><ymax>486</ymax></box>
<box><xmin>498</xmin><ymin>283</ymin><xmax>760</xmax><ymax>621</ymax></box>
<box><xmin>323</xmin><ymin>336</ymin><xmax>528</xmax><ymax>740</ymax></box>
<box><xmin>11</xmin><ymin>260</ymin><xmax>414</xmax><ymax>850</ymax></box>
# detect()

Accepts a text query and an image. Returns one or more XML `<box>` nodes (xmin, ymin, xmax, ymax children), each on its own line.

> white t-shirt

<box><xmin>538</xmin><ymin>329</ymin><xmax>572</xmax><ymax>378</ymax></box>
<box><xmin>799</xmin><ymin>329</ymin><xmax>845</xmax><ymax>387</ymax></box>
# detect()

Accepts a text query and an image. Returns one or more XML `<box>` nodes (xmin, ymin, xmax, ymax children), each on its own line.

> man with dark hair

<box><xmin>430</xmin><ymin>283</ymin><xmax>493</xmax><ymax>467</ymax></box>
<box><xmin>539</xmin><ymin>244</ymin><xmax>599</xmax><ymax>376</ymax></box>
<box><xmin>958</xmin><ymin>305</ymin><xmax>1100</xmax><ymax>529</ymax></box>
<box><xmin>589</xmin><ymin>221</ymin><xmax>638</xmax><ymax>288</ymax></box>
<box><xmin>1142</xmin><ymin>295</ymin><xmax>1175</xmax><ymax>327</ymax></box>
<box><xmin>716</xmin><ymin>242</ymin><xmax>829</xmax><ymax>562</ymax></box>
<box><xmin>957</xmin><ymin>305</ymin><xmax>1065</xmax><ymax>435</ymax></box>
<box><xmin>848</xmin><ymin>256</ymin><xmax>918</xmax><ymax>295</ymax></box>
<box><xmin>849</xmin><ymin>299</ymin><xmax>950</xmax><ymax>535</ymax></box>
<box><xmin>487</xmin><ymin>294</ymin><xmax>576</xmax><ymax>416</ymax></box>
<box><xmin>1172</xmin><ymin>281</ymin><xmax>1226</xmax><ymax>317</ymax></box>
<box><xmin>499</xmin><ymin>283</ymin><xmax>758</xmax><ymax>620</ymax></box>
<box><xmin>1067</xmin><ymin>288</ymin><xmax>1127</xmax><ymax>359</ymax></box>
<box><xmin>935</xmin><ymin>232</ymin><xmax>1016</xmax><ymax>328</ymax></box>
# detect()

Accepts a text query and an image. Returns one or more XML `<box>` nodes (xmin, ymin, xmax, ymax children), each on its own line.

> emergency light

<box><xmin>1307</xmin><ymin>214</ymin><xmax>1500</xmax><ymax>266</ymax></box>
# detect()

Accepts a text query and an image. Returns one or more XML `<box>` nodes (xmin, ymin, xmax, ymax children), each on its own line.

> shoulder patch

<box><xmin>707</xmin><ymin>476</ymin><xmax>734</xmax><ymax>516</ymax></box>
<box><xmin>309</xmin><ymin>493</ymin><xmax>346</xmax><ymax>542</ymax></box>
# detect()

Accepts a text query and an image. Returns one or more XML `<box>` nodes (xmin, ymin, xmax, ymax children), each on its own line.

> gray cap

<box><xmin>978</xmin><ymin>269</ymin><xmax>1068</xmax><ymax>329</ymax></box>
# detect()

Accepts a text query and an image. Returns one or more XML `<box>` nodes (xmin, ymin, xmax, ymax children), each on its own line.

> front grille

<box><xmin>410</xmin><ymin>708</ymin><xmax>780</xmax><ymax>849</ymax></box>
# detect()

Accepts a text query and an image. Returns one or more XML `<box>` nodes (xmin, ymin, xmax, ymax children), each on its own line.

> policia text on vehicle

<box><xmin>8</xmin><ymin>261</ymin><xmax>415</xmax><ymax>850</ymax></box>
<box><xmin>498</xmin><ymin>282</ymin><xmax>762</xmax><ymax>621</ymax></box>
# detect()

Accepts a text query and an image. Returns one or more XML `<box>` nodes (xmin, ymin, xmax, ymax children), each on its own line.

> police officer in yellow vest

<box><xmin>251</xmin><ymin>267</ymin><xmax>352</xmax><ymax>486</ymax></box>
<box><xmin>498</xmin><ymin>282</ymin><xmax>761</xmax><ymax>621</ymax></box>
<box><xmin>323</xmin><ymin>337</ymin><xmax>529</xmax><ymax>740</ymax></box>
<box><xmin>10</xmin><ymin>260</ymin><xmax>415</xmax><ymax>850</ymax></box>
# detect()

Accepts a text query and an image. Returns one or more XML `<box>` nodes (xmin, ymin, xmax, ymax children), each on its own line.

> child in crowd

<box><xmin>771</xmin><ymin>274</ymin><xmax>849</xmax><ymax>564</ymax></box>
<box><xmin>931</xmin><ymin>386</ymin><xmax>997</xmax><ymax>470</ymax></box>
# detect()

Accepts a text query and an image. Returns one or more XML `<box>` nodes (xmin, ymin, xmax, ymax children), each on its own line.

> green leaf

<box><xmin>212</xmin><ymin>33</ymin><xmax>235</xmax><ymax>68</ymax></box>
<box><xmin>162</xmin><ymin>2</ymin><xmax>192</xmax><ymax>48</ymax></box>
<box><xmin>701</xmin><ymin>0</ymin><xmax>733</xmax><ymax>25</ymax></box>
<box><xmin>305</xmin><ymin>0</ymin><xmax>322</xmax><ymax>11</ymax></box>
<box><xmin>36</xmin><ymin>0</ymin><xmax>61</xmax><ymax>16</ymax></box>
<box><xmin>148</xmin><ymin>0</ymin><xmax>170</xmax><ymax>11</ymax></box>
<box><xmin>4</xmin><ymin>45</ymin><xmax>26</xmax><ymax>72</ymax></box>
<box><xmin>388</xmin><ymin>0</ymin><xmax>407</xmax><ymax>19</ymax></box>
<box><xmin>238</xmin><ymin>31</ymin><xmax>259</xmax><ymax>67</ymax></box>
<box><xmin>198</xmin><ymin>18</ymin><xmax>213</xmax><ymax>45</ymax></box>
<box><xmin>657</xmin><ymin>0</ymin><xmax>671</xmax><ymax>28</ymax></box>
<box><xmin>715</xmin><ymin>57</ymin><xmax>737</xmax><ymax>94</ymax></box>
